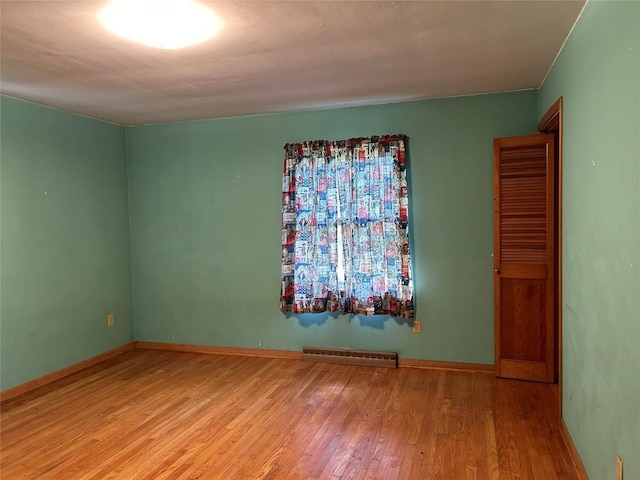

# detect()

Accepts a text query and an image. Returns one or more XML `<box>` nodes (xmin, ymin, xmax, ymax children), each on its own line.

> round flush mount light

<box><xmin>100</xmin><ymin>0</ymin><xmax>222</xmax><ymax>49</ymax></box>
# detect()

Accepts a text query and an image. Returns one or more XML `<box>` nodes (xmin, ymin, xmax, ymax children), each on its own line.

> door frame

<box><xmin>537</xmin><ymin>97</ymin><xmax>563</xmax><ymax>417</ymax></box>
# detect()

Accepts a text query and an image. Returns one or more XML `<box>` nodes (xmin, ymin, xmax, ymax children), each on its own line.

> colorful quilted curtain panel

<box><xmin>280</xmin><ymin>135</ymin><xmax>414</xmax><ymax>318</ymax></box>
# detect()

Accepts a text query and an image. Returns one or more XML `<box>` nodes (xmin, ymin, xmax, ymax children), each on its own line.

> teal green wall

<box><xmin>539</xmin><ymin>1</ymin><xmax>640</xmax><ymax>479</ymax></box>
<box><xmin>2</xmin><ymin>8</ymin><xmax>637</xmax><ymax>475</ymax></box>
<box><xmin>0</xmin><ymin>96</ymin><xmax>134</xmax><ymax>391</ymax></box>
<box><xmin>127</xmin><ymin>91</ymin><xmax>538</xmax><ymax>364</ymax></box>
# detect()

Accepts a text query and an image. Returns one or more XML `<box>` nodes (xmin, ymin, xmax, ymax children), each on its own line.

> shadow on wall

<box><xmin>286</xmin><ymin>312</ymin><xmax>412</xmax><ymax>330</ymax></box>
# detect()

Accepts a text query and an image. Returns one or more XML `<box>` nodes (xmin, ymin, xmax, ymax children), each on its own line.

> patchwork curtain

<box><xmin>280</xmin><ymin>135</ymin><xmax>413</xmax><ymax>318</ymax></box>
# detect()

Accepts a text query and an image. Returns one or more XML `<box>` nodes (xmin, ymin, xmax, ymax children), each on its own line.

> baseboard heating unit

<box><xmin>302</xmin><ymin>346</ymin><xmax>398</xmax><ymax>368</ymax></box>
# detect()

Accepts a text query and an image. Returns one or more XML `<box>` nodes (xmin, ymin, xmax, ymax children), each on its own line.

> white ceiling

<box><xmin>0</xmin><ymin>1</ymin><xmax>585</xmax><ymax>126</ymax></box>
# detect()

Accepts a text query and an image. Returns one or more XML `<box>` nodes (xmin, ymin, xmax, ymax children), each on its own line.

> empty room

<box><xmin>1</xmin><ymin>1</ymin><xmax>638</xmax><ymax>479</ymax></box>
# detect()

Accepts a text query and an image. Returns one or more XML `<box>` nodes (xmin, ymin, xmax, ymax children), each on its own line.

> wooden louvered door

<box><xmin>494</xmin><ymin>134</ymin><xmax>555</xmax><ymax>383</ymax></box>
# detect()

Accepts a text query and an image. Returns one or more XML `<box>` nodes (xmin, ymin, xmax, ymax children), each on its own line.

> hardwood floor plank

<box><xmin>1</xmin><ymin>350</ymin><xmax>580</xmax><ymax>479</ymax></box>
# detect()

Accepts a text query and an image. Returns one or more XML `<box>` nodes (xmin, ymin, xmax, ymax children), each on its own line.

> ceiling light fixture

<box><xmin>100</xmin><ymin>0</ymin><xmax>222</xmax><ymax>49</ymax></box>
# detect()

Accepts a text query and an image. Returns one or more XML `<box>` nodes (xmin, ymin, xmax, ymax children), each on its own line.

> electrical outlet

<box><xmin>412</xmin><ymin>319</ymin><xmax>422</xmax><ymax>333</ymax></box>
<box><xmin>107</xmin><ymin>314</ymin><xmax>114</xmax><ymax>327</ymax></box>
<box><xmin>616</xmin><ymin>455</ymin><xmax>623</xmax><ymax>480</ymax></box>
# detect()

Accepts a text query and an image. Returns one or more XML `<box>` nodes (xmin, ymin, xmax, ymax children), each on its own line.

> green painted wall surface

<box><xmin>539</xmin><ymin>1</ymin><xmax>640</xmax><ymax>478</ymax></box>
<box><xmin>127</xmin><ymin>91</ymin><xmax>538</xmax><ymax>364</ymax></box>
<box><xmin>0</xmin><ymin>96</ymin><xmax>134</xmax><ymax>391</ymax></box>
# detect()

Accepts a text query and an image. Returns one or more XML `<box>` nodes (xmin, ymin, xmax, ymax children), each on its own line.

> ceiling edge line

<box><xmin>538</xmin><ymin>0</ymin><xmax>590</xmax><ymax>90</ymax></box>
<box><xmin>128</xmin><ymin>88</ymin><xmax>538</xmax><ymax>128</ymax></box>
<box><xmin>0</xmin><ymin>93</ymin><xmax>126</xmax><ymax>127</ymax></box>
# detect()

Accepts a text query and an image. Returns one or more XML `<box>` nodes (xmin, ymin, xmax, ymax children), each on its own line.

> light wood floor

<box><xmin>1</xmin><ymin>350</ymin><xmax>578</xmax><ymax>480</ymax></box>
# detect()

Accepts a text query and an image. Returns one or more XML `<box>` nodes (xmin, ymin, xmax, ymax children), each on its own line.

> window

<box><xmin>280</xmin><ymin>135</ymin><xmax>413</xmax><ymax>318</ymax></box>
